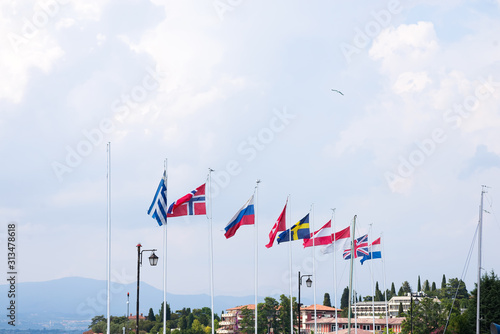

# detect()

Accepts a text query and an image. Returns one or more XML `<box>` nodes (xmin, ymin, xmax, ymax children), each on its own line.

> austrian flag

<box><xmin>167</xmin><ymin>184</ymin><xmax>206</xmax><ymax>217</ymax></box>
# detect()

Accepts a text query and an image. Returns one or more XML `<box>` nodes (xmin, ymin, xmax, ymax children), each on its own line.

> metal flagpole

<box><xmin>254</xmin><ymin>180</ymin><xmax>261</xmax><ymax>334</ymax></box>
<box><xmin>347</xmin><ymin>215</ymin><xmax>356</xmax><ymax>334</ymax></box>
<box><xmin>163</xmin><ymin>159</ymin><xmax>168</xmax><ymax>334</ymax></box>
<box><xmin>106</xmin><ymin>142</ymin><xmax>111</xmax><ymax>334</ymax></box>
<box><xmin>477</xmin><ymin>186</ymin><xmax>486</xmax><ymax>334</ymax></box>
<box><xmin>368</xmin><ymin>225</ymin><xmax>375</xmax><ymax>334</ymax></box>
<box><xmin>288</xmin><ymin>195</ymin><xmax>293</xmax><ymax>334</ymax></box>
<box><xmin>331</xmin><ymin>208</ymin><xmax>338</xmax><ymax>334</ymax></box>
<box><xmin>380</xmin><ymin>233</ymin><xmax>389</xmax><ymax>333</ymax></box>
<box><xmin>311</xmin><ymin>204</ymin><xmax>317</xmax><ymax>334</ymax></box>
<box><xmin>208</xmin><ymin>169</ymin><xmax>215</xmax><ymax>334</ymax></box>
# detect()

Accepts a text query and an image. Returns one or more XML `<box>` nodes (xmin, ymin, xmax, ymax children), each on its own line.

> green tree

<box><xmin>89</xmin><ymin>315</ymin><xmax>106</xmax><ymax>329</ymax></box>
<box><xmin>323</xmin><ymin>293</ymin><xmax>332</xmax><ymax>307</ymax></box>
<box><xmin>398</xmin><ymin>302</ymin><xmax>403</xmax><ymax>316</ymax></box>
<box><xmin>277</xmin><ymin>294</ymin><xmax>297</xmax><ymax>334</ymax></box>
<box><xmin>375</xmin><ymin>281</ymin><xmax>383</xmax><ymax>301</ymax></box>
<box><xmin>441</xmin><ymin>274</ymin><xmax>447</xmax><ymax>290</ymax></box>
<box><xmin>401</xmin><ymin>281</ymin><xmax>412</xmax><ymax>295</ymax></box>
<box><xmin>467</xmin><ymin>270</ymin><xmax>500</xmax><ymax>333</ymax></box>
<box><xmin>192</xmin><ymin>319</ymin><xmax>205</xmax><ymax>334</ymax></box>
<box><xmin>391</xmin><ymin>282</ymin><xmax>396</xmax><ymax>296</ymax></box>
<box><xmin>187</xmin><ymin>313</ymin><xmax>195</xmax><ymax>329</ymax></box>
<box><xmin>443</xmin><ymin>278</ymin><xmax>468</xmax><ymax>300</ymax></box>
<box><xmin>423</xmin><ymin>279</ymin><xmax>430</xmax><ymax>292</ymax></box>
<box><xmin>239</xmin><ymin>306</ymin><xmax>255</xmax><ymax>334</ymax></box>
<box><xmin>431</xmin><ymin>282</ymin><xmax>437</xmax><ymax>291</ymax></box>
<box><xmin>340</xmin><ymin>287</ymin><xmax>349</xmax><ymax>309</ymax></box>
<box><xmin>148</xmin><ymin>308</ymin><xmax>156</xmax><ymax>322</ymax></box>
<box><xmin>401</xmin><ymin>297</ymin><xmax>445</xmax><ymax>334</ymax></box>
<box><xmin>258</xmin><ymin>297</ymin><xmax>279</xmax><ymax>334</ymax></box>
<box><xmin>417</xmin><ymin>275</ymin><xmax>421</xmax><ymax>292</ymax></box>
<box><xmin>398</xmin><ymin>286</ymin><xmax>404</xmax><ymax>296</ymax></box>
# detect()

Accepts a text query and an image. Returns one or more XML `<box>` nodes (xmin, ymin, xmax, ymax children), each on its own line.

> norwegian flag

<box><xmin>167</xmin><ymin>184</ymin><xmax>206</xmax><ymax>217</ymax></box>
<box><xmin>343</xmin><ymin>234</ymin><xmax>369</xmax><ymax>260</ymax></box>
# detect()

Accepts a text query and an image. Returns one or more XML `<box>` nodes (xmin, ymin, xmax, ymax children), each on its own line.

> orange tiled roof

<box><xmin>301</xmin><ymin>304</ymin><xmax>342</xmax><ymax>312</ymax></box>
<box><xmin>227</xmin><ymin>304</ymin><xmax>256</xmax><ymax>311</ymax></box>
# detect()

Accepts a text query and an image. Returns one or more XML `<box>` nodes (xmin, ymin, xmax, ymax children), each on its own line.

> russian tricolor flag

<box><xmin>224</xmin><ymin>195</ymin><xmax>255</xmax><ymax>239</ymax></box>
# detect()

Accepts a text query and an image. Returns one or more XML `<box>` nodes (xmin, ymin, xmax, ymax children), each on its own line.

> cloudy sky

<box><xmin>1</xmin><ymin>0</ymin><xmax>500</xmax><ymax>314</ymax></box>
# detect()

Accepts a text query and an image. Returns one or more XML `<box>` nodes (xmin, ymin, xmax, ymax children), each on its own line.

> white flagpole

<box><xmin>381</xmin><ymin>233</ymin><xmax>389</xmax><ymax>333</ymax></box>
<box><xmin>368</xmin><ymin>225</ymin><xmax>375</xmax><ymax>334</ymax></box>
<box><xmin>331</xmin><ymin>208</ymin><xmax>338</xmax><ymax>334</ymax></box>
<box><xmin>208</xmin><ymin>169</ymin><xmax>215</xmax><ymax>334</ymax></box>
<box><xmin>106</xmin><ymin>142</ymin><xmax>111</xmax><ymax>334</ymax></box>
<box><xmin>347</xmin><ymin>215</ymin><xmax>356</xmax><ymax>334</ymax></box>
<box><xmin>163</xmin><ymin>159</ymin><xmax>168</xmax><ymax>334</ymax></box>
<box><xmin>311</xmin><ymin>205</ymin><xmax>317</xmax><ymax>334</ymax></box>
<box><xmin>254</xmin><ymin>180</ymin><xmax>261</xmax><ymax>334</ymax></box>
<box><xmin>288</xmin><ymin>195</ymin><xmax>293</xmax><ymax>334</ymax></box>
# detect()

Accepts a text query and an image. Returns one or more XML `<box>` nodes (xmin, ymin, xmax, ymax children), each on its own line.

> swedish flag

<box><xmin>277</xmin><ymin>214</ymin><xmax>310</xmax><ymax>244</ymax></box>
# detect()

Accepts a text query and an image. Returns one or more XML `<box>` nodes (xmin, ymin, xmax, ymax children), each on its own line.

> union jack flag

<box><xmin>167</xmin><ymin>183</ymin><xmax>206</xmax><ymax>217</ymax></box>
<box><xmin>343</xmin><ymin>234</ymin><xmax>369</xmax><ymax>260</ymax></box>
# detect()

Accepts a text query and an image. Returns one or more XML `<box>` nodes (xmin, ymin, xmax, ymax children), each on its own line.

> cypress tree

<box><xmin>417</xmin><ymin>275</ymin><xmax>421</xmax><ymax>292</ymax></box>
<box><xmin>323</xmin><ymin>293</ymin><xmax>332</xmax><ymax>307</ymax></box>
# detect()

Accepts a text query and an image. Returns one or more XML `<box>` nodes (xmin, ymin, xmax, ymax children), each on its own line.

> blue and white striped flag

<box><xmin>147</xmin><ymin>171</ymin><xmax>168</xmax><ymax>226</ymax></box>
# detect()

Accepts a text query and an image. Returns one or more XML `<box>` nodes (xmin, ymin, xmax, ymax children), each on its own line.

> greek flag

<box><xmin>147</xmin><ymin>171</ymin><xmax>168</xmax><ymax>226</ymax></box>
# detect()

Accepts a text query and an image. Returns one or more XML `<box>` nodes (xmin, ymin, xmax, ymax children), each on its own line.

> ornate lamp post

<box><xmin>136</xmin><ymin>243</ymin><xmax>158</xmax><ymax>333</ymax></box>
<box><xmin>298</xmin><ymin>272</ymin><xmax>312</xmax><ymax>334</ymax></box>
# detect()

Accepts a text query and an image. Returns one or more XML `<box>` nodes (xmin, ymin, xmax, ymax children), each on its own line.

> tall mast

<box><xmin>347</xmin><ymin>215</ymin><xmax>356</xmax><ymax>333</ymax></box>
<box><xmin>476</xmin><ymin>186</ymin><xmax>486</xmax><ymax>334</ymax></box>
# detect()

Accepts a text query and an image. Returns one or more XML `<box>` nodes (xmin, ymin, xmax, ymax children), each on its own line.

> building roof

<box><xmin>227</xmin><ymin>304</ymin><xmax>255</xmax><ymax>311</ymax></box>
<box><xmin>301</xmin><ymin>304</ymin><xmax>342</xmax><ymax>312</ymax></box>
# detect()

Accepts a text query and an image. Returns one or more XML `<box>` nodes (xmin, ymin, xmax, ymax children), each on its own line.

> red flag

<box><xmin>321</xmin><ymin>226</ymin><xmax>351</xmax><ymax>254</ymax></box>
<box><xmin>303</xmin><ymin>220</ymin><xmax>332</xmax><ymax>247</ymax></box>
<box><xmin>167</xmin><ymin>184</ymin><xmax>206</xmax><ymax>217</ymax></box>
<box><xmin>265</xmin><ymin>201</ymin><xmax>287</xmax><ymax>248</ymax></box>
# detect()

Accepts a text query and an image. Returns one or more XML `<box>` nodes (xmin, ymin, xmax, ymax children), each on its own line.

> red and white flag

<box><xmin>303</xmin><ymin>220</ymin><xmax>332</xmax><ymax>247</ymax></box>
<box><xmin>265</xmin><ymin>201</ymin><xmax>287</xmax><ymax>248</ymax></box>
<box><xmin>167</xmin><ymin>184</ymin><xmax>206</xmax><ymax>217</ymax></box>
<box><xmin>321</xmin><ymin>226</ymin><xmax>350</xmax><ymax>254</ymax></box>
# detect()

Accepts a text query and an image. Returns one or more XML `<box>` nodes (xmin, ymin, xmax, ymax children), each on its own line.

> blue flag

<box><xmin>277</xmin><ymin>214</ymin><xmax>310</xmax><ymax>244</ymax></box>
<box><xmin>147</xmin><ymin>171</ymin><xmax>168</xmax><ymax>226</ymax></box>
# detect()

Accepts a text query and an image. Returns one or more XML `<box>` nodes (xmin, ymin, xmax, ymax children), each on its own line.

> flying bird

<box><xmin>331</xmin><ymin>89</ymin><xmax>344</xmax><ymax>95</ymax></box>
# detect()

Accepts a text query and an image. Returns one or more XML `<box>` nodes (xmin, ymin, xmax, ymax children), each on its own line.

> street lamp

<box><xmin>136</xmin><ymin>243</ymin><xmax>158</xmax><ymax>334</ymax></box>
<box><xmin>298</xmin><ymin>272</ymin><xmax>312</xmax><ymax>334</ymax></box>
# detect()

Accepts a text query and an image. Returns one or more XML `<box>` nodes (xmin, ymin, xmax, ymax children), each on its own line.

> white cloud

<box><xmin>0</xmin><ymin>9</ymin><xmax>64</xmax><ymax>103</ymax></box>
<box><xmin>393</xmin><ymin>71</ymin><xmax>432</xmax><ymax>94</ymax></box>
<box><xmin>369</xmin><ymin>21</ymin><xmax>439</xmax><ymax>74</ymax></box>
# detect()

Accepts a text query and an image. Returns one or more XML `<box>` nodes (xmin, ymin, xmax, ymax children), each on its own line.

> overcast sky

<box><xmin>1</xmin><ymin>0</ymin><xmax>500</xmax><ymax>312</ymax></box>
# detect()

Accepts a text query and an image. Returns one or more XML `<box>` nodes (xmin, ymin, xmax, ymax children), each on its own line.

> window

<box><xmin>362</xmin><ymin>325</ymin><xmax>370</xmax><ymax>330</ymax></box>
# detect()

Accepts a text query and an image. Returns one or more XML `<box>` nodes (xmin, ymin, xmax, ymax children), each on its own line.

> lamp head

<box><xmin>306</xmin><ymin>277</ymin><xmax>312</xmax><ymax>288</ymax></box>
<box><xmin>149</xmin><ymin>252</ymin><xmax>159</xmax><ymax>266</ymax></box>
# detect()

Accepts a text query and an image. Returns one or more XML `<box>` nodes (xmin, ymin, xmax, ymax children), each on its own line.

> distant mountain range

<box><xmin>0</xmin><ymin>277</ymin><xmax>306</xmax><ymax>331</ymax></box>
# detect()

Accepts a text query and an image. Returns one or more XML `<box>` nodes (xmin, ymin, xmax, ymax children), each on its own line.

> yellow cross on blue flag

<box><xmin>277</xmin><ymin>214</ymin><xmax>310</xmax><ymax>244</ymax></box>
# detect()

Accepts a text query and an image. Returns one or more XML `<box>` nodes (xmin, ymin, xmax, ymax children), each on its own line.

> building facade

<box><xmin>304</xmin><ymin>317</ymin><xmax>405</xmax><ymax>333</ymax></box>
